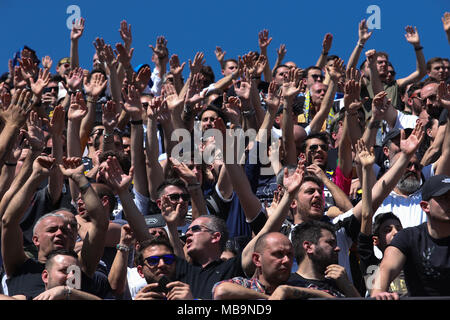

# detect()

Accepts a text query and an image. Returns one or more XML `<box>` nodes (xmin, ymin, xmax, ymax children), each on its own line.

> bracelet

<box><xmin>358</xmin><ymin>42</ymin><xmax>365</xmax><ymax>48</ymax></box>
<box><xmin>116</xmin><ymin>244</ymin><xmax>130</xmax><ymax>252</ymax></box>
<box><xmin>4</xmin><ymin>162</ymin><xmax>17</xmax><ymax>166</ymax></box>
<box><xmin>130</xmin><ymin>119</ymin><xmax>143</xmax><ymax>125</ymax></box>
<box><xmin>414</xmin><ymin>46</ymin><xmax>423</xmax><ymax>51</ymax></box>
<box><xmin>103</xmin><ymin>133</ymin><xmax>113</xmax><ymax>140</ymax></box>
<box><xmin>86</xmin><ymin>96</ymin><xmax>98</xmax><ymax>104</ymax></box>
<box><xmin>79</xmin><ymin>182</ymin><xmax>91</xmax><ymax>193</ymax></box>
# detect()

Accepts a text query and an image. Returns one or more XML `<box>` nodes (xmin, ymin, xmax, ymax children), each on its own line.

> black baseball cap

<box><xmin>422</xmin><ymin>175</ymin><xmax>450</xmax><ymax>201</ymax></box>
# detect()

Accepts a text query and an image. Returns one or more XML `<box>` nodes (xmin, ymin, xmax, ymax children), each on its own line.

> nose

<box><xmin>334</xmin><ymin>246</ymin><xmax>341</xmax><ymax>253</ymax></box>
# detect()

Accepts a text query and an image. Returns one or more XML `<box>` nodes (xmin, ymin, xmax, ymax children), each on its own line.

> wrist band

<box><xmin>116</xmin><ymin>244</ymin><xmax>130</xmax><ymax>252</ymax></box>
<box><xmin>130</xmin><ymin>119</ymin><xmax>143</xmax><ymax>125</ymax></box>
<box><xmin>358</xmin><ymin>42</ymin><xmax>365</xmax><ymax>48</ymax></box>
<box><xmin>414</xmin><ymin>46</ymin><xmax>423</xmax><ymax>51</ymax></box>
<box><xmin>242</xmin><ymin>109</ymin><xmax>255</xmax><ymax>117</ymax></box>
<box><xmin>86</xmin><ymin>96</ymin><xmax>97</xmax><ymax>104</ymax></box>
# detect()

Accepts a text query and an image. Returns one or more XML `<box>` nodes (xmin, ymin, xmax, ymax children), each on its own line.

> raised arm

<box><xmin>396</xmin><ymin>26</ymin><xmax>426</xmax><ymax>88</ymax></box>
<box><xmin>1</xmin><ymin>156</ymin><xmax>54</xmax><ymax>277</ymax></box>
<box><xmin>316</xmin><ymin>33</ymin><xmax>333</xmax><ymax>69</ymax></box>
<box><xmin>70</xmin><ymin>17</ymin><xmax>85</xmax><ymax>70</ymax></box>
<box><xmin>442</xmin><ymin>12</ymin><xmax>450</xmax><ymax>44</ymax></box>
<box><xmin>59</xmin><ymin>157</ymin><xmax>108</xmax><ymax>277</ymax></box>
<box><xmin>47</xmin><ymin>105</ymin><xmax>65</xmax><ymax>206</ymax></box>
<box><xmin>370</xmin><ymin>246</ymin><xmax>405</xmax><ymax>299</ymax></box>
<box><xmin>258</xmin><ymin>29</ymin><xmax>273</xmax><ymax>83</ymax></box>
<box><xmin>272</xmin><ymin>44</ymin><xmax>287</xmax><ymax>76</ymax></box>
<box><xmin>347</xmin><ymin>19</ymin><xmax>373</xmax><ymax>72</ymax></box>
<box><xmin>309</xmin><ymin>58</ymin><xmax>344</xmax><ymax>134</ymax></box>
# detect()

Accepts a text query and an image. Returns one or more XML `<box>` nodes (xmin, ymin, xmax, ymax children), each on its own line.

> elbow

<box><xmin>213</xmin><ymin>284</ymin><xmax>231</xmax><ymax>300</ymax></box>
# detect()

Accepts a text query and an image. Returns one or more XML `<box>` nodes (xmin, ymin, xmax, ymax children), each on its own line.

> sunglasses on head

<box><xmin>309</xmin><ymin>144</ymin><xmax>328</xmax><ymax>152</ymax></box>
<box><xmin>145</xmin><ymin>254</ymin><xmax>175</xmax><ymax>266</ymax></box>
<box><xmin>167</xmin><ymin>193</ymin><xmax>190</xmax><ymax>202</ymax></box>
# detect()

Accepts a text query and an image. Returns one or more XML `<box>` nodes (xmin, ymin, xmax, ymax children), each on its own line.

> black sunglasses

<box><xmin>311</xmin><ymin>74</ymin><xmax>324</xmax><ymax>81</ymax></box>
<box><xmin>309</xmin><ymin>144</ymin><xmax>328</xmax><ymax>152</ymax></box>
<box><xmin>43</xmin><ymin>86</ymin><xmax>58</xmax><ymax>94</ymax></box>
<box><xmin>145</xmin><ymin>254</ymin><xmax>175</xmax><ymax>266</ymax></box>
<box><xmin>167</xmin><ymin>193</ymin><xmax>190</xmax><ymax>202</ymax></box>
<box><xmin>186</xmin><ymin>224</ymin><xmax>214</xmax><ymax>234</ymax></box>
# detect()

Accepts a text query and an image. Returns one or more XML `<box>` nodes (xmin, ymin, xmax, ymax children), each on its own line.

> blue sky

<box><xmin>1</xmin><ymin>0</ymin><xmax>448</xmax><ymax>80</ymax></box>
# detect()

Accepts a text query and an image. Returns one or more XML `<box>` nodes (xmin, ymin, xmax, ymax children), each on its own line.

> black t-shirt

<box><xmin>287</xmin><ymin>272</ymin><xmax>345</xmax><ymax>297</ymax></box>
<box><xmin>389</xmin><ymin>222</ymin><xmax>450</xmax><ymax>296</ymax></box>
<box><xmin>175</xmin><ymin>255</ymin><xmax>245</xmax><ymax>300</ymax></box>
<box><xmin>6</xmin><ymin>259</ymin><xmax>112</xmax><ymax>299</ymax></box>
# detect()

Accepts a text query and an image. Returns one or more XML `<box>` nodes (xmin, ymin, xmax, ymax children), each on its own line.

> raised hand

<box><xmin>221</xmin><ymin>92</ymin><xmax>241</xmax><ymax>125</ymax></box>
<box><xmin>264</xmin><ymin>80</ymin><xmax>281</xmax><ymax>113</ymax></box>
<box><xmin>327</xmin><ymin>57</ymin><xmax>345</xmax><ymax>82</ymax></box>
<box><xmin>71</xmin><ymin>17</ymin><xmax>85</xmax><ymax>41</ymax></box>
<box><xmin>437</xmin><ymin>81</ymin><xmax>450</xmax><ymax>110</ymax></box>
<box><xmin>258</xmin><ymin>29</ymin><xmax>272</xmax><ymax>51</ymax></box>
<box><xmin>400</xmin><ymin>122</ymin><xmax>424</xmax><ymax>156</ymax></box>
<box><xmin>19</xmin><ymin>57</ymin><xmax>38</xmax><ymax>81</ymax></box>
<box><xmin>233</xmin><ymin>76</ymin><xmax>251</xmax><ymax>101</ymax></box>
<box><xmin>365</xmin><ymin>49</ymin><xmax>377</xmax><ymax>66</ymax></box>
<box><xmin>115</xmin><ymin>43</ymin><xmax>134</xmax><ymax>68</ymax></box>
<box><xmin>442</xmin><ymin>12</ymin><xmax>450</xmax><ymax>32</ymax></box>
<box><xmin>48</xmin><ymin>104</ymin><xmax>66</xmax><ymax>137</ymax></box>
<box><xmin>68</xmin><ymin>92</ymin><xmax>87</xmax><ymax>121</ymax></box>
<box><xmin>13</xmin><ymin>66</ymin><xmax>27</xmax><ymax>89</ymax></box>
<box><xmin>119</xmin><ymin>20</ymin><xmax>132</xmax><ymax>49</ymax></box>
<box><xmin>30</xmin><ymin>68</ymin><xmax>51</xmax><ymax>96</ymax></box>
<box><xmin>214</xmin><ymin>46</ymin><xmax>226</xmax><ymax>64</ymax></box>
<box><xmin>169</xmin><ymin>54</ymin><xmax>185</xmax><ymax>77</ymax></box>
<box><xmin>121</xmin><ymin>84</ymin><xmax>143</xmax><ymax>119</ymax></box>
<box><xmin>0</xmin><ymin>89</ymin><xmax>32</xmax><ymax>127</ymax></box>
<box><xmin>404</xmin><ymin>26</ymin><xmax>421</xmax><ymax>46</ymax></box>
<box><xmin>58</xmin><ymin>157</ymin><xmax>84</xmax><ymax>178</ymax></box>
<box><xmin>189</xmin><ymin>52</ymin><xmax>205</xmax><ymax>75</ymax></box>
<box><xmin>103</xmin><ymin>156</ymin><xmax>134</xmax><ymax>193</ymax></box>
<box><xmin>102</xmin><ymin>100</ymin><xmax>119</xmax><ymax>130</ymax></box>
<box><xmin>169</xmin><ymin>157</ymin><xmax>198</xmax><ymax>185</ymax></box>
<box><xmin>184</xmin><ymin>73</ymin><xmax>204</xmax><ymax>106</ymax></box>
<box><xmin>83</xmin><ymin>72</ymin><xmax>107</xmax><ymax>98</ymax></box>
<box><xmin>281</xmin><ymin>68</ymin><xmax>302</xmax><ymax>99</ymax></box>
<box><xmin>283</xmin><ymin>158</ymin><xmax>305</xmax><ymax>195</ymax></box>
<box><xmin>32</xmin><ymin>155</ymin><xmax>56</xmax><ymax>177</ymax></box>
<box><xmin>277</xmin><ymin>44</ymin><xmax>287</xmax><ymax>62</ymax></box>
<box><xmin>133</xmin><ymin>65</ymin><xmax>151</xmax><ymax>93</ymax></box>
<box><xmin>306</xmin><ymin>163</ymin><xmax>327</xmax><ymax>181</ymax></box>
<box><xmin>358</xmin><ymin>19</ymin><xmax>373</xmax><ymax>44</ymax></box>
<box><xmin>163</xmin><ymin>82</ymin><xmax>184</xmax><ymax>111</ymax></box>
<box><xmin>371</xmin><ymin>91</ymin><xmax>388</xmax><ymax>121</ymax></box>
<box><xmin>149</xmin><ymin>36</ymin><xmax>169</xmax><ymax>61</ymax></box>
<box><xmin>41</xmin><ymin>56</ymin><xmax>53</xmax><ymax>70</ymax></box>
<box><xmin>119</xmin><ymin>224</ymin><xmax>135</xmax><ymax>249</ymax></box>
<box><xmin>66</xmin><ymin>67</ymin><xmax>84</xmax><ymax>91</ymax></box>
<box><xmin>22</xmin><ymin>111</ymin><xmax>45</xmax><ymax>151</ymax></box>
<box><xmin>355</xmin><ymin>139</ymin><xmax>375</xmax><ymax>168</ymax></box>
<box><xmin>322</xmin><ymin>33</ymin><xmax>333</xmax><ymax>53</ymax></box>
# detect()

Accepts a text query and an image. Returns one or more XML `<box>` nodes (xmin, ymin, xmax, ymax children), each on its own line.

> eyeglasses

<box><xmin>309</xmin><ymin>144</ymin><xmax>328</xmax><ymax>152</ymax></box>
<box><xmin>387</xmin><ymin>71</ymin><xmax>396</xmax><ymax>76</ymax></box>
<box><xmin>311</xmin><ymin>74</ymin><xmax>324</xmax><ymax>81</ymax></box>
<box><xmin>142</xmin><ymin>102</ymin><xmax>149</xmax><ymax>108</ymax></box>
<box><xmin>167</xmin><ymin>193</ymin><xmax>190</xmax><ymax>202</ymax></box>
<box><xmin>186</xmin><ymin>224</ymin><xmax>214</xmax><ymax>234</ymax></box>
<box><xmin>43</xmin><ymin>87</ymin><xmax>58</xmax><ymax>94</ymax></box>
<box><xmin>407</xmin><ymin>162</ymin><xmax>422</xmax><ymax>171</ymax></box>
<box><xmin>145</xmin><ymin>254</ymin><xmax>175</xmax><ymax>266</ymax></box>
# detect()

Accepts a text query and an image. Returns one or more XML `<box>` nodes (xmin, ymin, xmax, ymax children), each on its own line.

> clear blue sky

<box><xmin>1</xmin><ymin>0</ymin><xmax>448</xmax><ymax>80</ymax></box>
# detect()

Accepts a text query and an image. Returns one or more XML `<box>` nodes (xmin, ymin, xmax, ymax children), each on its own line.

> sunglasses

<box><xmin>142</xmin><ymin>102</ymin><xmax>149</xmax><ymax>108</ymax></box>
<box><xmin>43</xmin><ymin>87</ymin><xmax>58</xmax><ymax>94</ymax></box>
<box><xmin>167</xmin><ymin>193</ymin><xmax>190</xmax><ymax>202</ymax></box>
<box><xmin>309</xmin><ymin>144</ymin><xmax>328</xmax><ymax>152</ymax></box>
<box><xmin>311</xmin><ymin>74</ymin><xmax>324</xmax><ymax>81</ymax></box>
<box><xmin>145</xmin><ymin>254</ymin><xmax>175</xmax><ymax>266</ymax></box>
<box><xmin>186</xmin><ymin>224</ymin><xmax>214</xmax><ymax>234</ymax></box>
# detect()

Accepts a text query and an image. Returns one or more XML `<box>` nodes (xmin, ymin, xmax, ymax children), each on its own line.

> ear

<box><xmin>299</xmin><ymin>153</ymin><xmax>306</xmax><ymax>161</ymax></box>
<box><xmin>426</xmin><ymin>128</ymin><xmax>433</xmax><ymax>138</ymax></box>
<box><xmin>420</xmin><ymin>200</ymin><xmax>430</xmax><ymax>214</ymax></box>
<box><xmin>101</xmin><ymin>195</ymin><xmax>109</xmax><ymax>211</ymax></box>
<box><xmin>303</xmin><ymin>241</ymin><xmax>314</xmax><ymax>254</ymax></box>
<box><xmin>137</xmin><ymin>265</ymin><xmax>145</xmax><ymax>278</ymax></box>
<box><xmin>32</xmin><ymin>235</ymin><xmax>40</xmax><ymax>248</ymax></box>
<box><xmin>383</xmin><ymin>146</ymin><xmax>389</xmax><ymax>158</ymax></box>
<box><xmin>291</xmin><ymin>198</ymin><xmax>298</xmax><ymax>210</ymax></box>
<box><xmin>211</xmin><ymin>232</ymin><xmax>221</xmax><ymax>246</ymax></box>
<box><xmin>156</xmin><ymin>199</ymin><xmax>162</xmax><ymax>209</ymax></box>
<box><xmin>372</xmin><ymin>236</ymin><xmax>379</xmax><ymax>247</ymax></box>
<box><xmin>252</xmin><ymin>252</ymin><xmax>262</xmax><ymax>268</ymax></box>
<box><xmin>41</xmin><ymin>269</ymin><xmax>49</xmax><ymax>285</ymax></box>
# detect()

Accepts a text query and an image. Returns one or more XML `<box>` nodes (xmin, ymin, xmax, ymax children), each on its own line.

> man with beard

<box><xmin>288</xmin><ymin>220</ymin><xmax>360</xmax><ymax>297</ymax></box>
<box><xmin>134</xmin><ymin>237</ymin><xmax>193</xmax><ymax>300</ymax></box>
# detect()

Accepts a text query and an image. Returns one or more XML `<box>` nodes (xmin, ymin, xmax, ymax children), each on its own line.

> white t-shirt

<box><xmin>127</xmin><ymin>267</ymin><xmax>147</xmax><ymax>299</ymax></box>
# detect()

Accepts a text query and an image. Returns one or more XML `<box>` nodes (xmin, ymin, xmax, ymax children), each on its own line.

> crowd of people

<box><xmin>0</xmin><ymin>12</ymin><xmax>449</xmax><ymax>301</ymax></box>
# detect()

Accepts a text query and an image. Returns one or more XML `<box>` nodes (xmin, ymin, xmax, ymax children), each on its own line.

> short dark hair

<box><xmin>199</xmin><ymin>215</ymin><xmax>229</xmax><ymax>252</ymax></box>
<box><xmin>200</xmin><ymin>66</ymin><xmax>215</xmax><ymax>87</ymax></box>
<box><xmin>326</xmin><ymin>55</ymin><xmax>339</xmax><ymax>62</ymax></box>
<box><xmin>155</xmin><ymin>178</ymin><xmax>188</xmax><ymax>200</ymax></box>
<box><xmin>223</xmin><ymin>59</ymin><xmax>238</xmax><ymax>70</ymax></box>
<box><xmin>272</xmin><ymin>64</ymin><xmax>290</xmax><ymax>77</ymax></box>
<box><xmin>198</xmin><ymin>105</ymin><xmax>228</xmax><ymax>124</ymax></box>
<box><xmin>305</xmin><ymin>66</ymin><xmax>322</xmax><ymax>77</ymax></box>
<box><xmin>45</xmin><ymin>249</ymin><xmax>78</xmax><ymax>270</ymax></box>
<box><xmin>372</xmin><ymin>212</ymin><xmax>401</xmax><ymax>236</ymax></box>
<box><xmin>98</xmin><ymin>150</ymin><xmax>131</xmax><ymax>175</ymax></box>
<box><xmin>301</xmin><ymin>173</ymin><xmax>325</xmax><ymax>191</ymax></box>
<box><xmin>292</xmin><ymin>220</ymin><xmax>336</xmax><ymax>264</ymax></box>
<box><xmin>135</xmin><ymin>237</ymin><xmax>174</xmax><ymax>267</ymax></box>
<box><xmin>91</xmin><ymin>183</ymin><xmax>117</xmax><ymax>217</ymax></box>
<box><xmin>426</xmin><ymin>57</ymin><xmax>443</xmax><ymax>72</ymax></box>
<box><xmin>299</xmin><ymin>132</ymin><xmax>330</xmax><ymax>154</ymax></box>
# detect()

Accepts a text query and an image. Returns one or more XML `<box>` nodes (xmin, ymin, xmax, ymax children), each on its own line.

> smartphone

<box><xmin>156</xmin><ymin>275</ymin><xmax>170</xmax><ymax>294</ymax></box>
